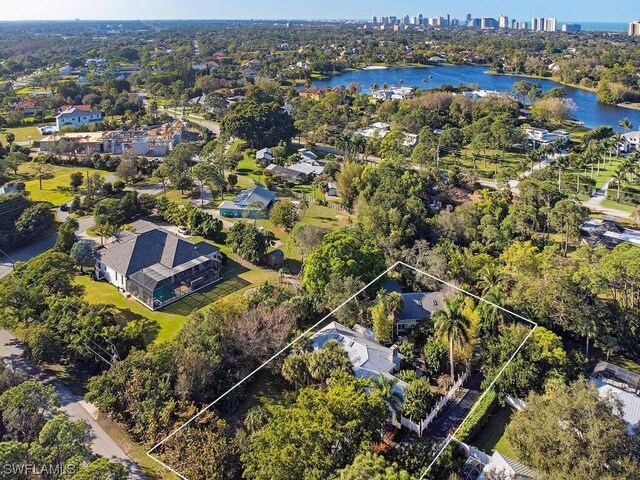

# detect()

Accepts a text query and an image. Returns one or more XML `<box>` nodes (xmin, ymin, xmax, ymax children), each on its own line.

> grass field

<box><xmin>601</xmin><ymin>199</ymin><xmax>637</xmax><ymax>212</ymax></box>
<box><xmin>471</xmin><ymin>405</ymin><xmax>520</xmax><ymax>460</ymax></box>
<box><xmin>18</xmin><ymin>164</ymin><xmax>107</xmax><ymax>205</ymax></box>
<box><xmin>1</xmin><ymin>125</ymin><xmax>44</xmax><ymax>143</ymax></box>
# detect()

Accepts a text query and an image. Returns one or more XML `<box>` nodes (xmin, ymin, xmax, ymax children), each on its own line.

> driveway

<box><xmin>0</xmin><ymin>330</ymin><xmax>145</xmax><ymax>479</ymax></box>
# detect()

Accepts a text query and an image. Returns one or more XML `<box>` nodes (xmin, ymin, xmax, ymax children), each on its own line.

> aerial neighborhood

<box><xmin>1</xmin><ymin>6</ymin><xmax>640</xmax><ymax>480</ymax></box>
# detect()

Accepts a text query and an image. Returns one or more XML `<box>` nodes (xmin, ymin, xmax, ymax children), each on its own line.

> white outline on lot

<box><xmin>147</xmin><ymin>260</ymin><xmax>538</xmax><ymax>480</ymax></box>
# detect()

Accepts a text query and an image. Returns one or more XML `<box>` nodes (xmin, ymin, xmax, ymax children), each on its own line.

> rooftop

<box><xmin>398</xmin><ymin>292</ymin><xmax>445</xmax><ymax>321</ymax></box>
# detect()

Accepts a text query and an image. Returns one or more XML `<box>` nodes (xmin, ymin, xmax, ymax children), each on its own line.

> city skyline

<box><xmin>1</xmin><ymin>0</ymin><xmax>639</xmax><ymax>22</ymax></box>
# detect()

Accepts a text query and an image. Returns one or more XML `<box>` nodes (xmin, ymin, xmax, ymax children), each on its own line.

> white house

<box><xmin>620</xmin><ymin>131</ymin><xmax>640</xmax><ymax>153</ymax></box>
<box><xmin>55</xmin><ymin>105</ymin><xmax>103</xmax><ymax>130</ymax></box>
<box><xmin>372</xmin><ymin>87</ymin><xmax>414</xmax><ymax>101</ymax></box>
<box><xmin>312</xmin><ymin>322</ymin><xmax>406</xmax><ymax>396</ymax></box>
<box><xmin>591</xmin><ymin>361</ymin><xmax>640</xmax><ymax>435</ymax></box>
<box><xmin>523</xmin><ymin>127</ymin><xmax>570</xmax><ymax>149</ymax></box>
<box><xmin>478</xmin><ymin>452</ymin><xmax>535</xmax><ymax>480</ymax></box>
<box><xmin>59</xmin><ymin>65</ymin><xmax>74</xmax><ymax>76</ymax></box>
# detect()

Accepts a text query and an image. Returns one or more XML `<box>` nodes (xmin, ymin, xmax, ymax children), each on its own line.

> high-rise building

<box><xmin>499</xmin><ymin>15</ymin><xmax>509</xmax><ymax>29</ymax></box>
<box><xmin>520</xmin><ymin>21</ymin><xmax>528</xmax><ymax>30</ymax></box>
<box><xmin>466</xmin><ymin>13</ymin><xmax>472</xmax><ymax>23</ymax></box>
<box><xmin>545</xmin><ymin>18</ymin><xmax>557</xmax><ymax>32</ymax></box>
<box><xmin>562</xmin><ymin>23</ymin><xmax>581</xmax><ymax>33</ymax></box>
<box><xmin>481</xmin><ymin>17</ymin><xmax>499</xmax><ymax>29</ymax></box>
<box><xmin>630</xmin><ymin>21</ymin><xmax>640</xmax><ymax>36</ymax></box>
<box><xmin>446</xmin><ymin>14</ymin><xmax>451</xmax><ymax>27</ymax></box>
<box><xmin>371</xmin><ymin>16</ymin><xmax>377</xmax><ymax>24</ymax></box>
<box><xmin>531</xmin><ymin>18</ymin><xmax>538</xmax><ymax>31</ymax></box>
<box><xmin>511</xmin><ymin>19</ymin><xmax>518</xmax><ymax>29</ymax></box>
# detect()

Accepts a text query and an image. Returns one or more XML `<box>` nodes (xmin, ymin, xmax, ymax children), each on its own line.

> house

<box><xmin>355</xmin><ymin>122</ymin><xmax>391</xmax><ymax>140</ymax></box>
<box><xmin>59</xmin><ymin>65</ymin><xmax>74</xmax><ymax>76</ymax></box>
<box><xmin>396</xmin><ymin>292</ymin><xmax>445</xmax><ymax>335</ymax></box>
<box><xmin>0</xmin><ymin>185</ymin><xmax>18</xmax><ymax>195</ymax></box>
<box><xmin>256</xmin><ymin>147</ymin><xmax>273</xmax><ymax>164</ymax></box>
<box><xmin>265</xmin><ymin>164</ymin><xmax>307</xmax><ymax>183</ymax></box>
<box><xmin>591</xmin><ymin>361</ymin><xmax>640</xmax><ymax>435</ymax></box>
<box><xmin>282</xmin><ymin>102</ymin><xmax>295</xmax><ymax>116</ymax></box>
<box><xmin>297</xmin><ymin>148</ymin><xmax>318</xmax><ymax>162</ymax></box>
<box><xmin>55</xmin><ymin>105</ymin><xmax>103</xmax><ymax>130</ymax></box>
<box><xmin>523</xmin><ymin>127</ymin><xmax>570</xmax><ymax>149</ymax></box>
<box><xmin>190</xmin><ymin>93</ymin><xmax>207</xmax><ymax>106</ymax></box>
<box><xmin>312</xmin><ymin>322</ymin><xmax>406</xmax><ymax>395</ymax></box>
<box><xmin>620</xmin><ymin>131</ymin><xmax>640</xmax><ymax>153</ymax></box>
<box><xmin>85</xmin><ymin>58</ymin><xmax>106</xmax><ymax>67</ymax></box>
<box><xmin>217</xmin><ymin>186</ymin><xmax>277</xmax><ymax>218</ymax></box>
<box><xmin>94</xmin><ymin>220</ymin><xmax>223</xmax><ymax>310</ymax></box>
<box><xmin>478</xmin><ymin>452</ymin><xmax>535</xmax><ymax>480</ymax></box>
<box><xmin>299</xmin><ymin>86</ymin><xmax>324</xmax><ymax>100</ymax></box>
<box><xmin>372</xmin><ymin>87</ymin><xmax>414</xmax><ymax>101</ymax></box>
<box><xmin>289</xmin><ymin>151</ymin><xmax>326</xmax><ymax>176</ymax></box>
<box><xmin>580</xmin><ymin>218</ymin><xmax>640</xmax><ymax>248</ymax></box>
<box><xmin>326</xmin><ymin>181</ymin><xmax>338</xmax><ymax>197</ymax></box>
<box><xmin>41</xmin><ymin>120</ymin><xmax>184</xmax><ymax>157</ymax></box>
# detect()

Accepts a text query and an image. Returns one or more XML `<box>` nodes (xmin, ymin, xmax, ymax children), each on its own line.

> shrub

<box><xmin>455</xmin><ymin>389</ymin><xmax>497</xmax><ymax>443</ymax></box>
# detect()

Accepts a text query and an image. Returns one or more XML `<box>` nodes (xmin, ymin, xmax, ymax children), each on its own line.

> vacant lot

<box><xmin>18</xmin><ymin>164</ymin><xmax>107</xmax><ymax>205</ymax></box>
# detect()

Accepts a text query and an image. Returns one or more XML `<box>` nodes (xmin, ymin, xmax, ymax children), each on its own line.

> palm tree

<box><xmin>619</xmin><ymin>117</ymin><xmax>633</xmax><ymax>133</ymax></box>
<box><xmin>611</xmin><ymin>171</ymin><xmax>624</xmax><ymax>201</ymax></box>
<box><xmin>577</xmin><ymin>317</ymin><xmax>598</xmax><ymax>358</ymax></box>
<box><xmin>478</xmin><ymin>263</ymin><xmax>502</xmax><ymax>294</ymax></box>
<box><xmin>370</xmin><ymin>374</ymin><xmax>403</xmax><ymax>413</ymax></box>
<box><xmin>433</xmin><ymin>296</ymin><xmax>470</xmax><ymax>380</ymax></box>
<box><xmin>479</xmin><ymin>288</ymin><xmax>508</xmax><ymax>337</ymax></box>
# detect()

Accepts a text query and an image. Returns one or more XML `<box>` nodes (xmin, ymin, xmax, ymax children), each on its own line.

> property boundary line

<box><xmin>146</xmin><ymin>260</ymin><xmax>538</xmax><ymax>480</ymax></box>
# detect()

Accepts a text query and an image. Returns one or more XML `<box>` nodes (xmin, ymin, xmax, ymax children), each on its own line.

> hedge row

<box><xmin>455</xmin><ymin>389</ymin><xmax>497</xmax><ymax>443</ymax></box>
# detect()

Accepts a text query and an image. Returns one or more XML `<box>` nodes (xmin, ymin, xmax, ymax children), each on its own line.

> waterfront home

<box><xmin>523</xmin><ymin>127</ymin><xmax>570</xmax><ymax>149</ymax></box>
<box><xmin>620</xmin><ymin>130</ymin><xmax>640</xmax><ymax>153</ymax></box>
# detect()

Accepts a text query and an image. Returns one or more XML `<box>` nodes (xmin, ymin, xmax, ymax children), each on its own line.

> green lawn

<box><xmin>608</xmin><ymin>355</ymin><xmax>640</xmax><ymax>374</ymax></box>
<box><xmin>18</xmin><ymin>164</ymin><xmax>108</xmax><ymax>205</ymax></box>
<box><xmin>1</xmin><ymin>125</ymin><xmax>44</xmax><ymax>143</ymax></box>
<box><xmin>471</xmin><ymin>405</ymin><xmax>520</xmax><ymax>460</ymax></box>
<box><xmin>75</xmin><ymin>250</ymin><xmax>278</xmax><ymax>343</ymax></box>
<box><xmin>601</xmin><ymin>199</ymin><xmax>637</xmax><ymax>212</ymax></box>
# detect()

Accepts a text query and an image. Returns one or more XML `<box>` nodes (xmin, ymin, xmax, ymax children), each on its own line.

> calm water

<box><xmin>313</xmin><ymin>65</ymin><xmax>640</xmax><ymax>131</ymax></box>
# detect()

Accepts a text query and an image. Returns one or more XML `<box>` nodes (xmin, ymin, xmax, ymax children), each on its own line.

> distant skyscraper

<box><xmin>520</xmin><ymin>21</ymin><xmax>528</xmax><ymax>30</ymax></box>
<box><xmin>499</xmin><ymin>15</ymin><xmax>509</xmax><ymax>29</ymax></box>
<box><xmin>562</xmin><ymin>23</ymin><xmax>581</xmax><ymax>33</ymax></box>
<box><xmin>371</xmin><ymin>16</ymin><xmax>377</xmax><ymax>24</ymax></box>
<box><xmin>538</xmin><ymin>17</ymin><xmax>545</xmax><ymax>31</ymax></box>
<box><xmin>545</xmin><ymin>18</ymin><xmax>557</xmax><ymax>32</ymax></box>
<box><xmin>481</xmin><ymin>17</ymin><xmax>499</xmax><ymax>29</ymax></box>
<box><xmin>531</xmin><ymin>18</ymin><xmax>538</xmax><ymax>31</ymax></box>
<box><xmin>446</xmin><ymin>14</ymin><xmax>451</xmax><ymax>26</ymax></box>
<box><xmin>511</xmin><ymin>19</ymin><xmax>517</xmax><ymax>29</ymax></box>
<box><xmin>466</xmin><ymin>13</ymin><xmax>472</xmax><ymax>23</ymax></box>
<box><xmin>629</xmin><ymin>21</ymin><xmax>640</xmax><ymax>36</ymax></box>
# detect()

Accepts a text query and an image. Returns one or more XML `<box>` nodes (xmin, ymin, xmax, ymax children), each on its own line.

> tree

<box><xmin>227</xmin><ymin>173</ymin><xmax>238</xmax><ymax>191</ymax></box>
<box><xmin>303</xmin><ymin>228</ymin><xmax>385</xmax><ymax>295</ymax></box>
<box><xmin>29</xmin><ymin>414</ymin><xmax>92</xmax><ymax>474</ymax></box>
<box><xmin>402</xmin><ymin>377</ymin><xmax>436</xmax><ymax>422</ymax></box>
<box><xmin>54</xmin><ymin>218</ymin><xmax>79</xmax><ymax>253</ymax></box>
<box><xmin>337</xmin><ymin>452</ymin><xmax>416</xmax><ymax>480</ymax></box>
<box><xmin>270</xmin><ymin>199</ymin><xmax>299</xmax><ymax>231</ymax></box>
<box><xmin>191</xmin><ymin>161</ymin><xmax>219</xmax><ymax>207</ymax></box>
<box><xmin>289</xmin><ymin>224</ymin><xmax>328</xmax><ymax>262</ymax></box>
<box><xmin>307</xmin><ymin>340</ymin><xmax>352</xmax><ymax>383</ymax></box>
<box><xmin>14</xmin><ymin>204</ymin><xmax>55</xmax><ymax>239</ymax></box>
<box><xmin>370</xmin><ymin>291</ymin><xmax>404</xmax><ymax>343</ymax></box>
<box><xmin>71</xmin><ymin>458</ymin><xmax>128</xmax><ymax>480</ymax></box>
<box><xmin>619</xmin><ymin>117</ymin><xmax>633</xmax><ymax>133</ymax></box>
<box><xmin>30</xmin><ymin>159</ymin><xmax>53</xmax><ymax>190</ymax></box>
<box><xmin>69</xmin><ymin>240</ymin><xmax>94</xmax><ymax>273</ymax></box>
<box><xmin>5</xmin><ymin>132</ymin><xmax>15</xmax><ymax>146</ymax></box>
<box><xmin>506</xmin><ymin>379</ymin><xmax>640</xmax><ymax>480</ymax></box>
<box><xmin>226</xmin><ymin>222</ymin><xmax>274</xmax><ymax>264</ymax></box>
<box><xmin>0</xmin><ymin>381</ymin><xmax>59</xmax><ymax>443</ymax></box>
<box><xmin>369</xmin><ymin>375</ymin><xmax>404</xmax><ymax>413</ymax></box>
<box><xmin>154</xmin><ymin>163</ymin><xmax>172</xmax><ymax>195</ymax></box>
<box><xmin>422</xmin><ymin>338</ymin><xmax>448</xmax><ymax>377</ymax></box>
<box><xmin>221</xmin><ymin>100</ymin><xmax>296</xmax><ymax>148</ymax></box>
<box><xmin>433</xmin><ymin>296</ymin><xmax>470</xmax><ymax>380</ymax></box>
<box><xmin>242</xmin><ymin>376</ymin><xmax>386</xmax><ymax>480</ymax></box>
<box><xmin>336</xmin><ymin>162</ymin><xmax>364</xmax><ymax>208</ymax></box>
<box><xmin>1</xmin><ymin>152</ymin><xmax>28</xmax><ymax>176</ymax></box>
<box><xmin>69</xmin><ymin>171</ymin><xmax>84</xmax><ymax>191</ymax></box>
<box><xmin>549</xmin><ymin>199</ymin><xmax>589</xmax><ymax>256</ymax></box>
<box><xmin>115</xmin><ymin>157</ymin><xmax>137</xmax><ymax>183</ymax></box>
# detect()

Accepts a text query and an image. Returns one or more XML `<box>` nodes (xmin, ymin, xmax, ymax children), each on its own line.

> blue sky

<box><xmin>2</xmin><ymin>0</ymin><xmax>637</xmax><ymax>22</ymax></box>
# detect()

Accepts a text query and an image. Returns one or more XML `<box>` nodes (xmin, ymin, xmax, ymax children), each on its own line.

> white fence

<box><xmin>401</xmin><ymin>366</ymin><xmax>471</xmax><ymax>435</ymax></box>
<box><xmin>459</xmin><ymin>442</ymin><xmax>492</xmax><ymax>465</ymax></box>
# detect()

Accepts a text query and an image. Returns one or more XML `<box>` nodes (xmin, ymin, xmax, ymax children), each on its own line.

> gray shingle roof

<box><xmin>222</xmin><ymin>186</ymin><xmax>276</xmax><ymax>209</ymax></box>
<box><xmin>399</xmin><ymin>292</ymin><xmax>444</xmax><ymax>321</ymax></box>
<box><xmin>96</xmin><ymin>220</ymin><xmax>219</xmax><ymax>277</ymax></box>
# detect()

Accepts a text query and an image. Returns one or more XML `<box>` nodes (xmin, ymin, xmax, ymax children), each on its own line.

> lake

<box><xmin>312</xmin><ymin>65</ymin><xmax>640</xmax><ymax>131</ymax></box>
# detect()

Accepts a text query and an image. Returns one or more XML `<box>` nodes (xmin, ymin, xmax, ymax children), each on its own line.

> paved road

<box><xmin>424</xmin><ymin>372</ymin><xmax>483</xmax><ymax>442</ymax></box>
<box><xmin>0</xmin><ymin>330</ymin><xmax>144</xmax><ymax>479</ymax></box>
<box><xmin>159</xmin><ymin>107</ymin><xmax>221</xmax><ymax>135</ymax></box>
<box><xmin>0</xmin><ymin>214</ymin><xmax>94</xmax><ymax>280</ymax></box>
